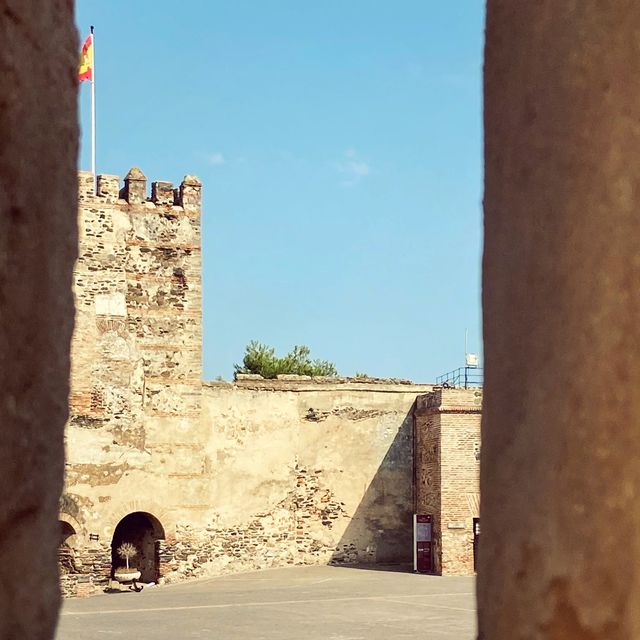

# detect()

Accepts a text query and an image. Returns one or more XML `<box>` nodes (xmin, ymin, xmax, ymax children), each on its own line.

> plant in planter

<box><xmin>114</xmin><ymin>542</ymin><xmax>141</xmax><ymax>583</ymax></box>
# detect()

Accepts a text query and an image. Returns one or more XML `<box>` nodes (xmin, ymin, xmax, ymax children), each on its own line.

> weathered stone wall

<box><xmin>0</xmin><ymin>1</ymin><xmax>78</xmax><ymax>635</ymax></box>
<box><xmin>59</xmin><ymin>544</ymin><xmax>111</xmax><ymax>599</ymax></box>
<box><xmin>188</xmin><ymin>377</ymin><xmax>431</xmax><ymax>580</ymax></box>
<box><xmin>415</xmin><ymin>388</ymin><xmax>481</xmax><ymax>576</ymax></box>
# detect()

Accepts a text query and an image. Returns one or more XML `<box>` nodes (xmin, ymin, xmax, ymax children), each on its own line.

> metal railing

<box><xmin>435</xmin><ymin>366</ymin><xmax>483</xmax><ymax>389</ymax></box>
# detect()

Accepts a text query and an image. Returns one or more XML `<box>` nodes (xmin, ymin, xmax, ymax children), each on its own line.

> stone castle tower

<box><xmin>62</xmin><ymin>169</ymin><xmax>206</xmax><ymax>594</ymax></box>
<box><xmin>71</xmin><ymin>170</ymin><xmax>203</xmax><ymax>439</ymax></box>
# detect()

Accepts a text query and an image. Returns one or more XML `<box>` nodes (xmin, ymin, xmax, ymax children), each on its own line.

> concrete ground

<box><xmin>56</xmin><ymin>565</ymin><xmax>476</xmax><ymax>639</ymax></box>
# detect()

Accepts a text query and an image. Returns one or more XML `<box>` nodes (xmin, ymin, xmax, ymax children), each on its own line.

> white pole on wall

<box><xmin>413</xmin><ymin>513</ymin><xmax>417</xmax><ymax>572</ymax></box>
<box><xmin>90</xmin><ymin>25</ymin><xmax>96</xmax><ymax>190</ymax></box>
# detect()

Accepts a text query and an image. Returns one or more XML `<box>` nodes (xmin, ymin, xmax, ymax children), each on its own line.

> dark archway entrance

<box><xmin>111</xmin><ymin>512</ymin><xmax>165</xmax><ymax>583</ymax></box>
<box><xmin>58</xmin><ymin>521</ymin><xmax>78</xmax><ymax>575</ymax></box>
<box><xmin>59</xmin><ymin>521</ymin><xmax>76</xmax><ymax>546</ymax></box>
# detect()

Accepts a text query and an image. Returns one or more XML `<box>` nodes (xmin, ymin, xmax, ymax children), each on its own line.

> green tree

<box><xmin>234</xmin><ymin>341</ymin><xmax>337</xmax><ymax>379</ymax></box>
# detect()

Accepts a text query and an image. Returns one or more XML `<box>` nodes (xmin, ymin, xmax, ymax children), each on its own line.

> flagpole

<box><xmin>90</xmin><ymin>25</ymin><xmax>96</xmax><ymax>191</ymax></box>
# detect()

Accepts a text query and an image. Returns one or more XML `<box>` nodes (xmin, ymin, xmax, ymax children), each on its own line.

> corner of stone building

<box><xmin>414</xmin><ymin>386</ymin><xmax>482</xmax><ymax>576</ymax></box>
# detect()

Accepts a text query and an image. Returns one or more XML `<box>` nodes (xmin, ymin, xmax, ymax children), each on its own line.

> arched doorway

<box><xmin>58</xmin><ymin>521</ymin><xmax>78</xmax><ymax>574</ymax></box>
<box><xmin>111</xmin><ymin>512</ymin><xmax>165</xmax><ymax>583</ymax></box>
<box><xmin>59</xmin><ymin>520</ymin><xmax>76</xmax><ymax>546</ymax></box>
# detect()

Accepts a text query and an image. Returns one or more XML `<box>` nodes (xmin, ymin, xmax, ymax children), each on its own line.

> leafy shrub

<box><xmin>234</xmin><ymin>341</ymin><xmax>337</xmax><ymax>379</ymax></box>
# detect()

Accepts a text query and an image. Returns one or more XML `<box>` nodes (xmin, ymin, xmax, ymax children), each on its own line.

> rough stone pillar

<box><xmin>179</xmin><ymin>175</ymin><xmax>203</xmax><ymax>210</ymax></box>
<box><xmin>122</xmin><ymin>167</ymin><xmax>147</xmax><ymax>204</ymax></box>
<box><xmin>0</xmin><ymin>2</ymin><xmax>77</xmax><ymax>639</ymax></box>
<box><xmin>151</xmin><ymin>180</ymin><xmax>174</xmax><ymax>205</ymax></box>
<box><xmin>97</xmin><ymin>174</ymin><xmax>120</xmax><ymax>202</ymax></box>
<box><xmin>480</xmin><ymin>3</ymin><xmax>640</xmax><ymax>638</ymax></box>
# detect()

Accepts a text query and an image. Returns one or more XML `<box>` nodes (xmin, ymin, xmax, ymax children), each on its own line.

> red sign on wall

<box><xmin>414</xmin><ymin>514</ymin><xmax>433</xmax><ymax>573</ymax></box>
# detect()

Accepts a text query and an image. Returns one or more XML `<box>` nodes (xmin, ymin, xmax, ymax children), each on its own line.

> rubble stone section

<box><xmin>156</xmin><ymin>463</ymin><xmax>350</xmax><ymax>580</ymax></box>
<box><xmin>59</xmin><ymin>545</ymin><xmax>111</xmax><ymax>598</ymax></box>
<box><xmin>415</xmin><ymin>388</ymin><xmax>482</xmax><ymax>575</ymax></box>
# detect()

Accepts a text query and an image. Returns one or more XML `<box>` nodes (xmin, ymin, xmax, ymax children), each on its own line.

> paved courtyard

<box><xmin>56</xmin><ymin>565</ymin><xmax>476</xmax><ymax>639</ymax></box>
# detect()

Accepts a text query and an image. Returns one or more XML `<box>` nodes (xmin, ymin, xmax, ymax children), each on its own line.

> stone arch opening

<box><xmin>111</xmin><ymin>512</ymin><xmax>165</xmax><ymax>583</ymax></box>
<box><xmin>58</xmin><ymin>521</ymin><xmax>78</xmax><ymax>575</ymax></box>
<box><xmin>59</xmin><ymin>520</ymin><xmax>76</xmax><ymax>546</ymax></box>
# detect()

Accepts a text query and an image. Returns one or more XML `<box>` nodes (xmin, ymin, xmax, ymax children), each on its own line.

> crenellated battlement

<box><xmin>78</xmin><ymin>168</ymin><xmax>202</xmax><ymax>211</ymax></box>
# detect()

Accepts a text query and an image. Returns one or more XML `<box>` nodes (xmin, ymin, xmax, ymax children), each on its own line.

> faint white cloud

<box><xmin>207</xmin><ymin>152</ymin><xmax>226</xmax><ymax>166</ymax></box>
<box><xmin>336</xmin><ymin>148</ymin><xmax>371</xmax><ymax>187</ymax></box>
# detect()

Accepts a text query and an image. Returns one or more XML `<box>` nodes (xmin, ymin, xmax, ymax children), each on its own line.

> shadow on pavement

<box><xmin>328</xmin><ymin>562</ymin><xmax>414</xmax><ymax>574</ymax></box>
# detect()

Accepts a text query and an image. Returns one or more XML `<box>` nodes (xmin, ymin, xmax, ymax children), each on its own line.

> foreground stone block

<box><xmin>481</xmin><ymin>2</ymin><xmax>640</xmax><ymax>637</ymax></box>
<box><xmin>0</xmin><ymin>1</ymin><xmax>78</xmax><ymax>637</ymax></box>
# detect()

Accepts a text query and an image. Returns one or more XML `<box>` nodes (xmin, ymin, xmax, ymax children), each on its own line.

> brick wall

<box><xmin>415</xmin><ymin>388</ymin><xmax>482</xmax><ymax>575</ymax></box>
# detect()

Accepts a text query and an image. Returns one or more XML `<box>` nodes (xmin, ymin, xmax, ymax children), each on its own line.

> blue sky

<box><xmin>76</xmin><ymin>1</ymin><xmax>484</xmax><ymax>382</ymax></box>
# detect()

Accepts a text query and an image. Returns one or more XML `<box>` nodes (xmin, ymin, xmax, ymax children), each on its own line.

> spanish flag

<box><xmin>78</xmin><ymin>33</ymin><xmax>93</xmax><ymax>82</ymax></box>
